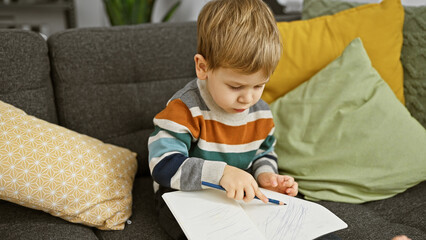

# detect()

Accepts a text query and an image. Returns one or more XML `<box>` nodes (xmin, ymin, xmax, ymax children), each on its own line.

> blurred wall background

<box><xmin>0</xmin><ymin>0</ymin><xmax>424</xmax><ymax>37</ymax></box>
<box><xmin>78</xmin><ymin>0</ymin><xmax>426</xmax><ymax>27</ymax></box>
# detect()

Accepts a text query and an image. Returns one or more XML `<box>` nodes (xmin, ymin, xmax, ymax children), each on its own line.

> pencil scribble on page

<box><xmin>163</xmin><ymin>189</ymin><xmax>346</xmax><ymax>240</ymax></box>
<box><xmin>266</xmin><ymin>204</ymin><xmax>307</xmax><ymax>240</ymax></box>
<box><xmin>243</xmin><ymin>197</ymin><xmax>308</xmax><ymax>240</ymax></box>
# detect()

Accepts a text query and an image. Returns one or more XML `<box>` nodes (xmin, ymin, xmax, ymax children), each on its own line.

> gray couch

<box><xmin>0</xmin><ymin>16</ymin><xmax>425</xmax><ymax>240</ymax></box>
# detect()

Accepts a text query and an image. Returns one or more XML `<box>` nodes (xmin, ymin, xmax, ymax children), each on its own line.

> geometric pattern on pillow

<box><xmin>0</xmin><ymin>101</ymin><xmax>137</xmax><ymax>230</ymax></box>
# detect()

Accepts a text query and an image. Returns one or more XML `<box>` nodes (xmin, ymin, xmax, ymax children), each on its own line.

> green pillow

<box><xmin>302</xmin><ymin>0</ymin><xmax>426</xmax><ymax>130</ymax></box>
<box><xmin>270</xmin><ymin>38</ymin><xmax>426</xmax><ymax>204</ymax></box>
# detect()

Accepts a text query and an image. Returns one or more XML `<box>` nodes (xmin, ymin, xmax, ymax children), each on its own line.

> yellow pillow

<box><xmin>263</xmin><ymin>0</ymin><xmax>405</xmax><ymax>104</ymax></box>
<box><xmin>0</xmin><ymin>101</ymin><xmax>137</xmax><ymax>230</ymax></box>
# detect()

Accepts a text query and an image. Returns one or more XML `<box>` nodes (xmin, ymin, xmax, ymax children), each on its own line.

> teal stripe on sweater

<box><xmin>148</xmin><ymin>137</ymin><xmax>189</xmax><ymax>161</ymax></box>
<box><xmin>165</xmin><ymin>131</ymin><xmax>193</xmax><ymax>149</ymax></box>
<box><xmin>254</xmin><ymin>148</ymin><xmax>274</xmax><ymax>160</ymax></box>
<box><xmin>260</xmin><ymin>135</ymin><xmax>275</xmax><ymax>150</ymax></box>
<box><xmin>150</xmin><ymin>126</ymin><xmax>162</xmax><ymax>137</ymax></box>
<box><xmin>190</xmin><ymin>146</ymin><xmax>257</xmax><ymax>169</ymax></box>
<box><xmin>150</xmin><ymin>126</ymin><xmax>192</xmax><ymax>149</ymax></box>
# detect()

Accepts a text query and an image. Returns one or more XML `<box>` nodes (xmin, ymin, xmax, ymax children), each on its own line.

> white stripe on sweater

<box><xmin>201</xmin><ymin>160</ymin><xmax>227</xmax><ymax>188</ymax></box>
<box><xmin>189</xmin><ymin>106</ymin><xmax>273</xmax><ymax>126</ymax></box>
<box><xmin>254</xmin><ymin>165</ymin><xmax>277</xmax><ymax>180</ymax></box>
<box><xmin>148</xmin><ymin>129</ymin><xmax>177</xmax><ymax>145</ymax></box>
<box><xmin>197</xmin><ymin>138</ymin><xmax>264</xmax><ymax>153</ymax></box>
<box><xmin>153</xmin><ymin>118</ymin><xmax>195</xmax><ymax>140</ymax></box>
<box><xmin>170</xmin><ymin>167</ymin><xmax>182</xmax><ymax>190</ymax></box>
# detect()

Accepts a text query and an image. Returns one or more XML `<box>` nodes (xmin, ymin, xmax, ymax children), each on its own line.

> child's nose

<box><xmin>238</xmin><ymin>91</ymin><xmax>253</xmax><ymax>104</ymax></box>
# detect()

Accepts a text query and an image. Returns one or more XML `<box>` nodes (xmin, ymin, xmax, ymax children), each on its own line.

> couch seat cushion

<box><xmin>94</xmin><ymin>177</ymin><xmax>170</xmax><ymax>240</ymax></box>
<box><xmin>0</xmin><ymin>200</ymin><xmax>97</xmax><ymax>240</ymax></box>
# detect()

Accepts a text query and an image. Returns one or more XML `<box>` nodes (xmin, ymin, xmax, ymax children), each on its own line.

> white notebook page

<box><xmin>163</xmin><ymin>188</ymin><xmax>347</xmax><ymax>240</ymax></box>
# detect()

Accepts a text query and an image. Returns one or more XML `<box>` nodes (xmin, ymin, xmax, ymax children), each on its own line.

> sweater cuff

<box><xmin>201</xmin><ymin>160</ymin><xmax>227</xmax><ymax>188</ymax></box>
<box><xmin>254</xmin><ymin>165</ymin><xmax>277</xmax><ymax>181</ymax></box>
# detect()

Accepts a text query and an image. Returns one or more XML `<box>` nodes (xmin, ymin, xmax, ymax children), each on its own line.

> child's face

<box><xmin>205</xmin><ymin>68</ymin><xmax>268</xmax><ymax>114</ymax></box>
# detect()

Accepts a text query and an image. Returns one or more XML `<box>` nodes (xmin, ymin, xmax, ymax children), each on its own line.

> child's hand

<box><xmin>219</xmin><ymin>165</ymin><xmax>269</xmax><ymax>203</ymax></box>
<box><xmin>392</xmin><ymin>235</ymin><xmax>411</xmax><ymax>240</ymax></box>
<box><xmin>257</xmin><ymin>172</ymin><xmax>298</xmax><ymax>197</ymax></box>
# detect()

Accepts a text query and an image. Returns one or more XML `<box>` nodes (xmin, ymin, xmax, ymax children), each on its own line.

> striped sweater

<box><xmin>148</xmin><ymin>79</ymin><xmax>278</xmax><ymax>192</ymax></box>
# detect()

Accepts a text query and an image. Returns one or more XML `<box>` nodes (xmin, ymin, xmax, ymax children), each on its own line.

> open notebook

<box><xmin>163</xmin><ymin>188</ymin><xmax>347</xmax><ymax>240</ymax></box>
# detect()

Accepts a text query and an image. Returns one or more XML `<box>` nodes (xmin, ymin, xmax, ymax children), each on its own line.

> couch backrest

<box><xmin>0</xmin><ymin>29</ymin><xmax>58</xmax><ymax>124</ymax></box>
<box><xmin>48</xmin><ymin>22</ymin><xmax>197</xmax><ymax>176</ymax></box>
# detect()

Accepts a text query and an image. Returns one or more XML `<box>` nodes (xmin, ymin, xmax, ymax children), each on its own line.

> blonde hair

<box><xmin>197</xmin><ymin>0</ymin><xmax>282</xmax><ymax>77</ymax></box>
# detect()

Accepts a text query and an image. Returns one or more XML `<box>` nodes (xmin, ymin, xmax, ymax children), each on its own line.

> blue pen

<box><xmin>201</xmin><ymin>181</ymin><xmax>286</xmax><ymax>205</ymax></box>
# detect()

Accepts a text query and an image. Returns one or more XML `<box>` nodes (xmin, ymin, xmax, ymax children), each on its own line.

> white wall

<box><xmin>151</xmin><ymin>0</ymin><xmax>212</xmax><ymax>23</ymax></box>
<box><xmin>74</xmin><ymin>0</ymin><xmax>426</xmax><ymax>27</ymax></box>
<box><xmin>73</xmin><ymin>0</ymin><xmax>209</xmax><ymax>27</ymax></box>
<box><xmin>74</xmin><ymin>0</ymin><xmax>109</xmax><ymax>28</ymax></box>
<box><xmin>278</xmin><ymin>0</ymin><xmax>426</xmax><ymax>13</ymax></box>
<box><xmin>153</xmin><ymin>0</ymin><xmax>426</xmax><ymax>23</ymax></box>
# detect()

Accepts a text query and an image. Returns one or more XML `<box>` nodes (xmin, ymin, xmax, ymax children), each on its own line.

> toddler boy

<box><xmin>148</xmin><ymin>0</ymin><xmax>298</xmax><ymax>238</ymax></box>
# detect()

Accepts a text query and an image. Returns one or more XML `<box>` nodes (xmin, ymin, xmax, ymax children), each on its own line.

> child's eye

<box><xmin>229</xmin><ymin>85</ymin><xmax>242</xmax><ymax>90</ymax></box>
<box><xmin>254</xmin><ymin>84</ymin><xmax>265</xmax><ymax>89</ymax></box>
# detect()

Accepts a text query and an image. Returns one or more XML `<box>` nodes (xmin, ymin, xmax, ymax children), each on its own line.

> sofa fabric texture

<box><xmin>0</xmin><ymin>17</ymin><xmax>425</xmax><ymax>239</ymax></box>
<box><xmin>48</xmin><ymin>22</ymin><xmax>198</xmax><ymax>177</ymax></box>
<box><xmin>0</xmin><ymin>30</ymin><xmax>57</xmax><ymax>124</ymax></box>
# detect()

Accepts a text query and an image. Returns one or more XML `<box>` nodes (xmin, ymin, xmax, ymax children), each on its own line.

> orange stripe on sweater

<box><xmin>201</xmin><ymin>119</ymin><xmax>274</xmax><ymax>145</ymax></box>
<box><xmin>155</xmin><ymin>99</ymin><xmax>274</xmax><ymax>145</ymax></box>
<box><xmin>155</xmin><ymin>99</ymin><xmax>202</xmax><ymax>139</ymax></box>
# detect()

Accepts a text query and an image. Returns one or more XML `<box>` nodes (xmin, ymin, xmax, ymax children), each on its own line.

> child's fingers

<box><xmin>286</xmin><ymin>189</ymin><xmax>296</xmax><ymax>196</ymax></box>
<box><xmin>392</xmin><ymin>235</ymin><xmax>411</xmax><ymax>240</ymax></box>
<box><xmin>235</xmin><ymin>189</ymin><xmax>245</xmax><ymax>201</ymax></box>
<box><xmin>253</xmin><ymin>183</ymin><xmax>268</xmax><ymax>203</ymax></box>
<box><xmin>286</xmin><ymin>182</ymin><xmax>298</xmax><ymax>196</ymax></box>
<box><xmin>243</xmin><ymin>186</ymin><xmax>255</xmax><ymax>202</ymax></box>
<box><xmin>278</xmin><ymin>175</ymin><xmax>285</xmax><ymax>184</ymax></box>
<box><xmin>268</xmin><ymin>174</ymin><xmax>278</xmax><ymax>187</ymax></box>
<box><xmin>226</xmin><ymin>189</ymin><xmax>236</xmax><ymax>199</ymax></box>
<box><xmin>283</xmin><ymin>175</ymin><xmax>295</xmax><ymax>187</ymax></box>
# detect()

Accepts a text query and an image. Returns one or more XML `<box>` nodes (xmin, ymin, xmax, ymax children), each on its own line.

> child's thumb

<box><xmin>270</xmin><ymin>174</ymin><xmax>278</xmax><ymax>187</ymax></box>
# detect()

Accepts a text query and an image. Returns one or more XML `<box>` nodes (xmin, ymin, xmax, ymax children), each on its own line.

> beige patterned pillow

<box><xmin>0</xmin><ymin>101</ymin><xmax>137</xmax><ymax>230</ymax></box>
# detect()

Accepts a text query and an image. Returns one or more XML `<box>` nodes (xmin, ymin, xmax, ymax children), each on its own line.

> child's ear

<box><xmin>194</xmin><ymin>54</ymin><xmax>209</xmax><ymax>80</ymax></box>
